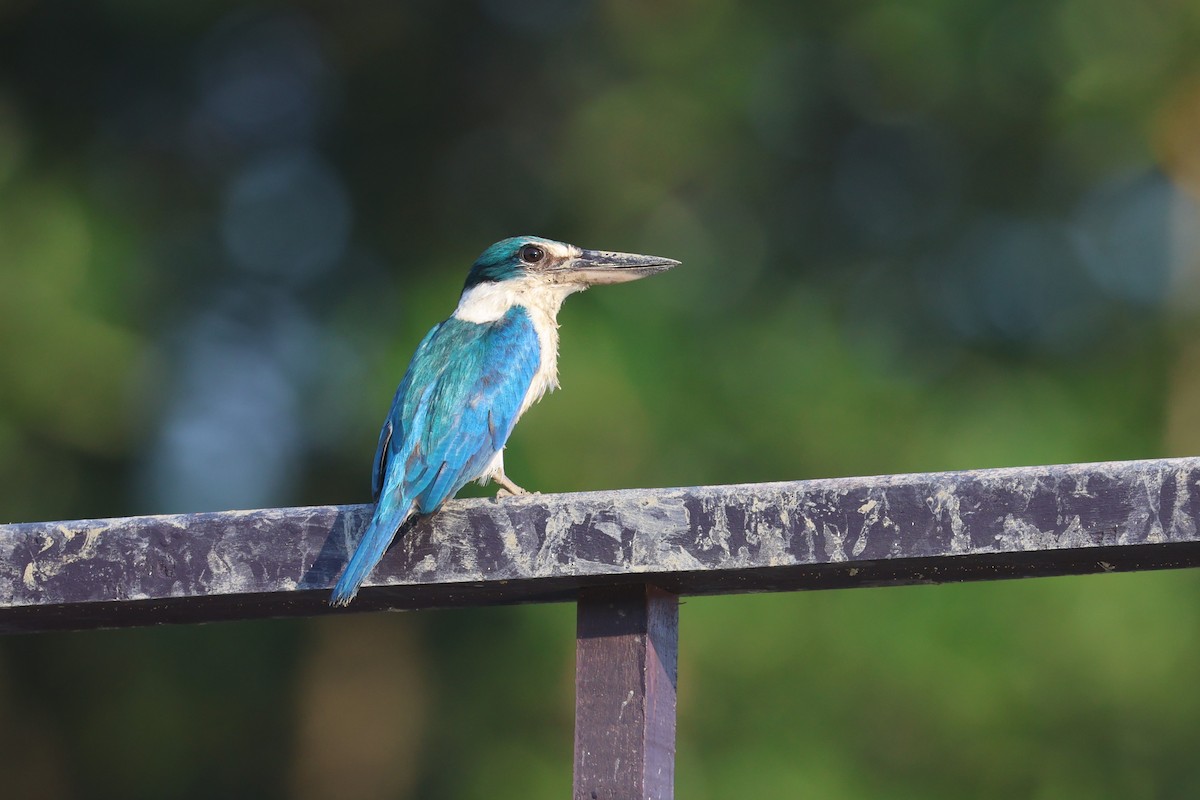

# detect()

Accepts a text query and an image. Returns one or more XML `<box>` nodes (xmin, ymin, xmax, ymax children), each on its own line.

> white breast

<box><xmin>454</xmin><ymin>278</ymin><xmax>584</xmax><ymax>417</ymax></box>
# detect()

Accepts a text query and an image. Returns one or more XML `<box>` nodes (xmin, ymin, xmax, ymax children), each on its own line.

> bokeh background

<box><xmin>2</xmin><ymin>0</ymin><xmax>1200</xmax><ymax>797</ymax></box>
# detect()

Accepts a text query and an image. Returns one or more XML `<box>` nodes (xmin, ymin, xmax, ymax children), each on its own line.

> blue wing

<box><xmin>371</xmin><ymin>324</ymin><xmax>442</xmax><ymax>502</ymax></box>
<box><xmin>384</xmin><ymin>305</ymin><xmax>541</xmax><ymax>512</ymax></box>
<box><xmin>332</xmin><ymin>306</ymin><xmax>540</xmax><ymax>606</ymax></box>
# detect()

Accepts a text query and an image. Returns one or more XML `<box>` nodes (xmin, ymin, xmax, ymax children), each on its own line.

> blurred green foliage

<box><xmin>2</xmin><ymin>0</ymin><xmax>1200</xmax><ymax>797</ymax></box>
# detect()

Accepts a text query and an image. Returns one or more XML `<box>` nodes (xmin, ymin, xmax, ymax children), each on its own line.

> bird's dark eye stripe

<box><xmin>520</xmin><ymin>245</ymin><xmax>545</xmax><ymax>264</ymax></box>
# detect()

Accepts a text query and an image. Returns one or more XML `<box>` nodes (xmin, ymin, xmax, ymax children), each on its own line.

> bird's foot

<box><xmin>494</xmin><ymin>473</ymin><xmax>530</xmax><ymax>497</ymax></box>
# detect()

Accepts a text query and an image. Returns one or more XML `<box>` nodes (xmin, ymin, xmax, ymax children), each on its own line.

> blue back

<box><xmin>372</xmin><ymin>305</ymin><xmax>540</xmax><ymax>514</ymax></box>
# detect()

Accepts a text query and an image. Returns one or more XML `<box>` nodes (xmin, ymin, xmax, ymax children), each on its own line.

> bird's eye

<box><xmin>519</xmin><ymin>245</ymin><xmax>545</xmax><ymax>264</ymax></box>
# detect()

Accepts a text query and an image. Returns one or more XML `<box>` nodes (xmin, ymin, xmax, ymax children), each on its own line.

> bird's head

<box><xmin>464</xmin><ymin>236</ymin><xmax>679</xmax><ymax>293</ymax></box>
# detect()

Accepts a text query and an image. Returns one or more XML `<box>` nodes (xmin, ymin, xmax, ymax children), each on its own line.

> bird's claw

<box><xmin>494</xmin><ymin>473</ymin><xmax>530</xmax><ymax>497</ymax></box>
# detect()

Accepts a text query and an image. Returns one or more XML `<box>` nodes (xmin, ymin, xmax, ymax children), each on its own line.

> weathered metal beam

<box><xmin>2</xmin><ymin>456</ymin><xmax>1200</xmax><ymax>633</ymax></box>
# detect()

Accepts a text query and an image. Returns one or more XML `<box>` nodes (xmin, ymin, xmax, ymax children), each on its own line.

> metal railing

<box><xmin>5</xmin><ymin>456</ymin><xmax>1200</xmax><ymax>798</ymax></box>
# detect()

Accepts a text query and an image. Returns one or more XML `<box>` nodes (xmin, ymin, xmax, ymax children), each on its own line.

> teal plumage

<box><xmin>330</xmin><ymin>235</ymin><xmax>679</xmax><ymax>606</ymax></box>
<box><xmin>332</xmin><ymin>308</ymin><xmax>539</xmax><ymax>606</ymax></box>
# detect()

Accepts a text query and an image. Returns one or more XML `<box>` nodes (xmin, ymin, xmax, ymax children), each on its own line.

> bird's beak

<box><xmin>567</xmin><ymin>249</ymin><xmax>681</xmax><ymax>285</ymax></box>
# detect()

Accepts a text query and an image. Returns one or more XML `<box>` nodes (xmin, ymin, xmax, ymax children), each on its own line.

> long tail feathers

<box><xmin>329</xmin><ymin>497</ymin><xmax>415</xmax><ymax>607</ymax></box>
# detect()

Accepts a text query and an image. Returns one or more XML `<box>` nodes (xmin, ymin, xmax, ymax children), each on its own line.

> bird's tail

<box><xmin>330</xmin><ymin>495</ymin><xmax>415</xmax><ymax>607</ymax></box>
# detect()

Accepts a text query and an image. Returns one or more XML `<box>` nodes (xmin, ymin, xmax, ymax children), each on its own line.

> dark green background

<box><xmin>2</xmin><ymin>1</ymin><xmax>1199</xmax><ymax>797</ymax></box>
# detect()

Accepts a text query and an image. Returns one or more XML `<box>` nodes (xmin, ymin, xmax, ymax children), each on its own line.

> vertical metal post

<box><xmin>573</xmin><ymin>585</ymin><xmax>679</xmax><ymax>800</ymax></box>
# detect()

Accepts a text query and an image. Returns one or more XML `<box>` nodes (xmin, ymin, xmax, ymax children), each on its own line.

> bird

<box><xmin>329</xmin><ymin>235</ymin><xmax>680</xmax><ymax>606</ymax></box>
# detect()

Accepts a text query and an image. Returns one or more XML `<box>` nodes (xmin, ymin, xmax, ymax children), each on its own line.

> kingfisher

<box><xmin>330</xmin><ymin>236</ymin><xmax>680</xmax><ymax>606</ymax></box>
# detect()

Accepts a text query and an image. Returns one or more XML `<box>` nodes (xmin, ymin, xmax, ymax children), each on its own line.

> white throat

<box><xmin>453</xmin><ymin>277</ymin><xmax>581</xmax><ymax>324</ymax></box>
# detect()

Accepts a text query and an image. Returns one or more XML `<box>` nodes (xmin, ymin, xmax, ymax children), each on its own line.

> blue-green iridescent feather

<box><xmin>462</xmin><ymin>236</ymin><xmax>538</xmax><ymax>289</ymax></box>
<box><xmin>331</xmin><ymin>306</ymin><xmax>540</xmax><ymax>605</ymax></box>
